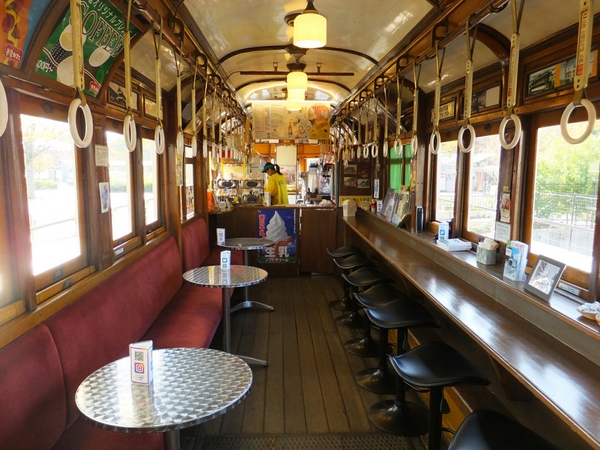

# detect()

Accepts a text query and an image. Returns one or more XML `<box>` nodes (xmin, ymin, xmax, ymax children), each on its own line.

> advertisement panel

<box><xmin>257</xmin><ymin>208</ymin><xmax>296</xmax><ymax>263</ymax></box>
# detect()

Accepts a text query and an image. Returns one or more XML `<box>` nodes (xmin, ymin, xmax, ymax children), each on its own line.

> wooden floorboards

<box><xmin>182</xmin><ymin>274</ymin><xmax>428</xmax><ymax>449</ymax></box>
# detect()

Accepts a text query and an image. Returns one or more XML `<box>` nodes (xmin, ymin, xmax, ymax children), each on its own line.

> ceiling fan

<box><xmin>239</xmin><ymin>45</ymin><xmax>354</xmax><ymax>77</ymax></box>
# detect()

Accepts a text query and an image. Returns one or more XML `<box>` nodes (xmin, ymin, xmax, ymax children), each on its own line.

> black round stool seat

<box><xmin>366</xmin><ymin>300</ymin><xmax>439</xmax><ymax>330</ymax></box>
<box><xmin>336</xmin><ymin>267</ymin><xmax>389</xmax><ymax>330</ymax></box>
<box><xmin>341</xmin><ymin>266</ymin><xmax>389</xmax><ymax>288</ymax></box>
<box><xmin>334</xmin><ymin>254</ymin><xmax>373</xmax><ymax>270</ymax></box>
<box><xmin>354</xmin><ymin>283</ymin><xmax>408</xmax><ymax>309</ymax></box>
<box><xmin>389</xmin><ymin>341</ymin><xmax>489</xmax><ymax>389</ymax></box>
<box><xmin>449</xmin><ymin>410</ymin><xmax>561</xmax><ymax>450</ymax></box>
<box><xmin>329</xmin><ymin>254</ymin><xmax>371</xmax><ymax>312</ymax></box>
<box><xmin>390</xmin><ymin>341</ymin><xmax>490</xmax><ymax>450</ymax></box>
<box><xmin>356</xmin><ymin>300</ymin><xmax>439</xmax><ymax>394</ymax></box>
<box><xmin>327</xmin><ymin>245</ymin><xmax>362</xmax><ymax>258</ymax></box>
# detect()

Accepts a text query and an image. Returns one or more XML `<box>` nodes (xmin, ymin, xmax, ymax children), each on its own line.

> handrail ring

<box><xmin>383</xmin><ymin>140</ymin><xmax>388</xmax><ymax>158</ymax></box>
<box><xmin>458</xmin><ymin>124</ymin><xmax>476</xmax><ymax>153</ymax></box>
<box><xmin>363</xmin><ymin>143</ymin><xmax>369</xmax><ymax>159</ymax></box>
<box><xmin>560</xmin><ymin>99</ymin><xmax>596</xmax><ymax>145</ymax></box>
<box><xmin>410</xmin><ymin>135</ymin><xmax>418</xmax><ymax>154</ymax></box>
<box><xmin>176</xmin><ymin>130</ymin><xmax>184</xmax><ymax>156</ymax></box>
<box><xmin>124</xmin><ymin>113</ymin><xmax>137</xmax><ymax>152</ymax></box>
<box><xmin>371</xmin><ymin>143</ymin><xmax>379</xmax><ymax>158</ymax></box>
<box><xmin>154</xmin><ymin>125</ymin><xmax>165</xmax><ymax>154</ymax></box>
<box><xmin>191</xmin><ymin>136</ymin><xmax>198</xmax><ymax>157</ymax></box>
<box><xmin>68</xmin><ymin>98</ymin><xmax>93</xmax><ymax>148</ymax></box>
<box><xmin>429</xmin><ymin>129</ymin><xmax>441</xmax><ymax>154</ymax></box>
<box><xmin>0</xmin><ymin>79</ymin><xmax>8</xmax><ymax>137</ymax></box>
<box><xmin>499</xmin><ymin>113</ymin><xmax>522</xmax><ymax>149</ymax></box>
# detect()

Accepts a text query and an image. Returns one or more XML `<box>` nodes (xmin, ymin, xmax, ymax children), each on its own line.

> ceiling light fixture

<box><xmin>287</xmin><ymin>99</ymin><xmax>303</xmax><ymax>111</ymax></box>
<box><xmin>293</xmin><ymin>0</ymin><xmax>327</xmax><ymax>49</ymax></box>
<box><xmin>287</xmin><ymin>90</ymin><xmax>305</xmax><ymax>101</ymax></box>
<box><xmin>287</xmin><ymin>71</ymin><xmax>308</xmax><ymax>92</ymax></box>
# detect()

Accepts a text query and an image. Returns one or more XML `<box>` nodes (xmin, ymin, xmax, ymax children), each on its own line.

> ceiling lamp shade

<box><xmin>287</xmin><ymin>99</ymin><xmax>303</xmax><ymax>111</ymax></box>
<box><xmin>293</xmin><ymin>0</ymin><xmax>327</xmax><ymax>49</ymax></box>
<box><xmin>287</xmin><ymin>71</ymin><xmax>308</xmax><ymax>92</ymax></box>
<box><xmin>287</xmin><ymin>90</ymin><xmax>305</xmax><ymax>101</ymax></box>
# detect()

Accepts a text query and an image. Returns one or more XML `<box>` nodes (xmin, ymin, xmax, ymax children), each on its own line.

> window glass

<box><xmin>532</xmin><ymin>122</ymin><xmax>600</xmax><ymax>272</ymax></box>
<box><xmin>106</xmin><ymin>131</ymin><xmax>133</xmax><ymax>240</ymax></box>
<box><xmin>21</xmin><ymin>114</ymin><xmax>81</xmax><ymax>275</ymax></box>
<box><xmin>467</xmin><ymin>135</ymin><xmax>501</xmax><ymax>238</ymax></box>
<box><xmin>435</xmin><ymin>140</ymin><xmax>457</xmax><ymax>221</ymax></box>
<box><xmin>142</xmin><ymin>138</ymin><xmax>159</xmax><ymax>225</ymax></box>
<box><xmin>0</xmin><ymin>175</ymin><xmax>11</xmax><ymax>307</ymax></box>
<box><xmin>389</xmin><ymin>145</ymin><xmax>402</xmax><ymax>192</ymax></box>
<box><xmin>185</xmin><ymin>158</ymin><xmax>195</xmax><ymax>218</ymax></box>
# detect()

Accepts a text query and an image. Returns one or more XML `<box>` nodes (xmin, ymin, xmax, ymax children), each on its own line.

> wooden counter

<box><xmin>343</xmin><ymin>211</ymin><xmax>600</xmax><ymax>449</ymax></box>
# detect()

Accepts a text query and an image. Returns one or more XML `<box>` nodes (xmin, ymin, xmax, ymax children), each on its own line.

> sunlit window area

<box><xmin>466</xmin><ymin>135</ymin><xmax>501</xmax><ymax>238</ymax></box>
<box><xmin>142</xmin><ymin>138</ymin><xmax>159</xmax><ymax>225</ymax></box>
<box><xmin>532</xmin><ymin>122</ymin><xmax>600</xmax><ymax>272</ymax></box>
<box><xmin>184</xmin><ymin>146</ymin><xmax>195</xmax><ymax>219</ymax></box>
<box><xmin>435</xmin><ymin>140</ymin><xmax>457</xmax><ymax>221</ymax></box>
<box><xmin>389</xmin><ymin>143</ymin><xmax>413</xmax><ymax>192</ymax></box>
<box><xmin>21</xmin><ymin>114</ymin><xmax>81</xmax><ymax>275</ymax></box>
<box><xmin>107</xmin><ymin>131</ymin><xmax>133</xmax><ymax>241</ymax></box>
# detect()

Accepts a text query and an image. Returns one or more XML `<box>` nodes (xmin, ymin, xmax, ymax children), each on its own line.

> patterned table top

<box><xmin>75</xmin><ymin>348</ymin><xmax>252</xmax><ymax>433</ymax></box>
<box><xmin>183</xmin><ymin>265</ymin><xmax>268</xmax><ymax>288</ymax></box>
<box><xmin>219</xmin><ymin>238</ymin><xmax>275</xmax><ymax>250</ymax></box>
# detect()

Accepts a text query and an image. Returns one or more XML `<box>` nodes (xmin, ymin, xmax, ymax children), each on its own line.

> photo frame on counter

<box><xmin>524</xmin><ymin>255</ymin><xmax>566</xmax><ymax>301</ymax></box>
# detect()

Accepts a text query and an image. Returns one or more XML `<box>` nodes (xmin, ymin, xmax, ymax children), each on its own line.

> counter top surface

<box><xmin>344</xmin><ymin>214</ymin><xmax>600</xmax><ymax>449</ymax></box>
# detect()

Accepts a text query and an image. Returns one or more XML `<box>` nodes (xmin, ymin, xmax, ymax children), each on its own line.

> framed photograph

<box><xmin>344</xmin><ymin>164</ymin><xmax>357</xmax><ymax>175</ymax></box>
<box><xmin>144</xmin><ymin>95</ymin><xmax>158</xmax><ymax>118</ymax></box>
<box><xmin>524</xmin><ymin>255</ymin><xmax>566</xmax><ymax>301</ymax></box>
<box><xmin>108</xmin><ymin>81</ymin><xmax>138</xmax><ymax>110</ymax></box>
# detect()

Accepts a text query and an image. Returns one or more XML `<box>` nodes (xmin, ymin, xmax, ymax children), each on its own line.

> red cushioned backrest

<box><xmin>0</xmin><ymin>324</ymin><xmax>66</xmax><ymax>449</ymax></box>
<box><xmin>182</xmin><ymin>218</ymin><xmax>211</xmax><ymax>272</ymax></box>
<box><xmin>46</xmin><ymin>236</ymin><xmax>183</xmax><ymax>426</ymax></box>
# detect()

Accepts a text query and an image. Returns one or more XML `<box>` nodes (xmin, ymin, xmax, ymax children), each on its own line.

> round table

<box><xmin>183</xmin><ymin>265</ymin><xmax>268</xmax><ymax>365</ymax></box>
<box><xmin>219</xmin><ymin>237</ymin><xmax>275</xmax><ymax>313</ymax></box>
<box><xmin>75</xmin><ymin>348</ymin><xmax>252</xmax><ymax>450</ymax></box>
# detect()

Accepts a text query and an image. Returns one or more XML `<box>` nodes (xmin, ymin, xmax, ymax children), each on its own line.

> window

<box><xmin>183</xmin><ymin>146</ymin><xmax>195</xmax><ymax>220</ymax></box>
<box><xmin>142</xmin><ymin>138</ymin><xmax>160</xmax><ymax>226</ymax></box>
<box><xmin>435</xmin><ymin>140</ymin><xmax>458</xmax><ymax>221</ymax></box>
<box><xmin>0</xmin><ymin>176</ymin><xmax>11</xmax><ymax>308</ymax></box>
<box><xmin>466</xmin><ymin>135</ymin><xmax>501</xmax><ymax>238</ymax></box>
<box><xmin>106</xmin><ymin>131</ymin><xmax>133</xmax><ymax>241</ymax></box>
<box><xmin>531</xmin><ymin>122</ymin><xmax>600</xmax><ymax>273</ymax></box>
<box><xmin>21</xmin><ymin>114</ymin><xmax>84</xmax><ymax>276</ymax></box>
<box><xmin>389</xmin><ymin>143</ymin><xmax>413</xmax><ymax>192</ymax></box>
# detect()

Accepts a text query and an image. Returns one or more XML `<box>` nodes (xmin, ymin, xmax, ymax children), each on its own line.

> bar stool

<box><xmin>330</xmin><ymin>253</ymin><xmax>374</xmax><ymax>312</ymax></box>
<box><xmin>326</xmin><ymin>244</ymin><xmax>362</xmax><ymax>259</ymax></box>
<box><xmin>357</xmin><ymin>296</ymin><xmax>439</xmax><ymax>396</ymax></box>
<box><xmin>344</xmin><ymin>283</ymin><xmax>404</xmax><ymax>358</ymax></box>
<box><xmin>449</xmin><ymin>409</ymin><xmax>561</xmax><ymax>450</ymax></box>
<box><xmin>389</xmin><ymin>341</ymin><xmax>490</xmax><ymax>450</ymax></box>
<box><xmin>336</xmin><ymin>266</ymin><xmax>390</xmax><ymax>330</ymax></box>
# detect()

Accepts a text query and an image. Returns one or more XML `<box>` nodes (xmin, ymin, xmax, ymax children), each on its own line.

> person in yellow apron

<box><xmin>263</xmin><ymin>162</ymin><xmax>289</xmax><ymax>205</ymax></box>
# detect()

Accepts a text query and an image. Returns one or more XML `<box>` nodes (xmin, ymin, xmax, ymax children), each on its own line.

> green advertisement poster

<box><xmin>35</xmin><ymin>0</ymin><xmax>138</xmax><ymax>97</ymax></box>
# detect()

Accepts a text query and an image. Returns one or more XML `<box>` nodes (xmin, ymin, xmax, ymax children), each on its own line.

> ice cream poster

<box><xmin>35</xmin><ymin>0</ymin><xmax>139</xmax><ymax>97</ymax></box>
<box><xmin>257</xmin><ymin>209</ymin><xmax>297</xmax><ymax>263</ymax></box>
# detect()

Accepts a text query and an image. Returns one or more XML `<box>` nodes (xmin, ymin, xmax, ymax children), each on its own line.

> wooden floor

<box><xmin>180</xmin><ymin>274</ymin><xmax>429</xmax><ymax>450</ymax></box>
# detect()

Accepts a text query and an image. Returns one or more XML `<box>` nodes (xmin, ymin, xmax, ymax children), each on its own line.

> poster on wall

<box><xmin>252</xmin><ymin>101</ymin><xmax>330</xmax><ymax>140</ymax></box>
<box><xmin>257</xmin><ymin>208</ymin><xmax>297</xmax><ymax>263</ymax></box>
<box><xmin>1</xmin><ymin>0</ymin><xmax>53</xmax><ymax>68</ymax></box>
<box><xmin>35</xmin><ymin>0</ymin><xmax>139</xmax><ymax>97</ymax></box>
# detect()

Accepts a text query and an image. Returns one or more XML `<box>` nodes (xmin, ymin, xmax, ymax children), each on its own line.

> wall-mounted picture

<box><xmin>144</xmin><ymin>96</ymin><xmax>158</xmax><ymax>118</ymax></box>
<box><xmin>357</xmin><ymin>178</ymin><xmax>370</xmax><ymax>189</ymax></box>
<box><xmin>524</xmin><ymin>255</ymin><xmax>566</xmax><ymax>301</ymax></box>
<box><xmin>108</xmin><ymin>81</ymin><xmax>138</xmax><ymax>110</ymax></box>
<box><xmin>527</xmin><ymin>50</ymin><xmax>598</xmax><ymax>97</ymax></box>
<box><xmin>471</xmin><ymin>85</ymin><xmax>500</xmax><ymax>113</ymax></box>
<box><xmin>344</xmin><ymin>164</ymin><xmax>357</xmax><ymax>175</ymax></box>
<box><xmin>344</xmin><ymin>177</ymin><xmax>357</xmax><ymax>187</ymax></box>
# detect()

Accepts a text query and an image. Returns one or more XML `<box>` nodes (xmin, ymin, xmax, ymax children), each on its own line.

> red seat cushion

<box><xmin>0</xmin><ymin>324</ymin><xmax>67</xmax><ymax>450</ymax></box>
<box><xmin>143</xmin><ymin>283</ymin><xmax>223</xmax><ymax>349</ymax></box>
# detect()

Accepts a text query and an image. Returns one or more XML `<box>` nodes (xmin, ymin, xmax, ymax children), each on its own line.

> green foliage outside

<box><xmin>34</xmin><ymin>179</ymin><xmax>59</xmax><ymax>190</ymax></box>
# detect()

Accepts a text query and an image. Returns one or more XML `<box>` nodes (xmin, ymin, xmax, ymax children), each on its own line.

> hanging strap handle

<box><xmin>429</xmin><ymin>44</ymin><xmax>445</xmax><ymax>154</ymax></box>
<box><xmin>561</xmin><ymin>0</ymin><xmax>596</xmax><ymax>144</ymax></box>
<box><xmin>67</xmin><ymin>0</ymin><xmax>93</xmax><ymax>148</ymax></box>
<box><xmin>123</xmin><ymin>0</ymin><xmax>136</xmax><ymax>152</ymax></box>
<box><xmin>383</xmin><ymin>80</ymin><xmax>389</xmax><ymax>157</ymax></box>
<box><xmin>459</xmin><ymin>19</ymin><xmax>477</xmax><ymax>153</ymax></box>
<box><xmin>153</xmin><ymin>18</ymin><xmax>164</xmax><ymax>154</ymax></box>
<box><xmin>411</xmin><ymin>63</ymin><xmax>421</xmax><ymax>154</ymax></box>
<box><xmin>499</xmin><ymin>0</ymin><xmax>525</xmax><ymax>149</ymax></box>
